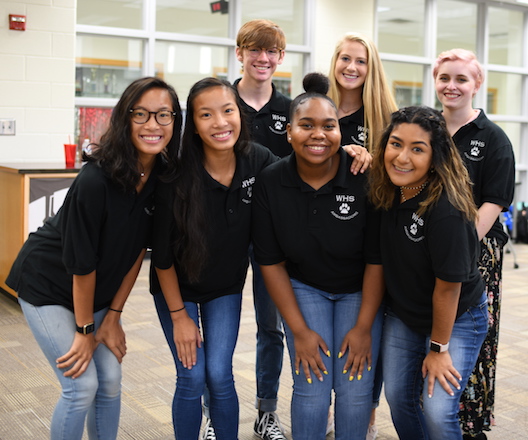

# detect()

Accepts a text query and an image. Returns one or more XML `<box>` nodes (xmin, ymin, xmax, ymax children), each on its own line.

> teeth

<box><xmin>308</xmin><ymin>146</ymin><xmax>326</xmax><ymax>151</ymax></box>
<box><xmin>213</xmin><ymin>131</ymin><xmax>230</xmax><ymax>139</ymax></box>
<box><xmin>142</xmin><ymin>136</ymin><xmax>161</xmax><ymax>141</ymax></box>
<box><xmin>256</xmin><ymin>66</ymin><xmax>269</xmax><ymax>71</ymax></box>
<box><xmin>343</xmin><ymin>74</ymin><xmax>358</xmax><ymax>79</ymax></box>
<box><xmin>395</xmin><ymin>166</ymin><xmax>410</xmax><ymax>172</ymax></box>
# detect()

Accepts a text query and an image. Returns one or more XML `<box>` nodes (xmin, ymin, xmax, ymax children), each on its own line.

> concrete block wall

<box><xmin>0</xmin><ymin>0</ymin><xmax>76</xmax><ymax>163</ymax></box>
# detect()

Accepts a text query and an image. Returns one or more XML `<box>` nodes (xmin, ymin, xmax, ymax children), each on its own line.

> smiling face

<box><xmin>287</xmin><ymin>97</ymin><xmax>341</xmax><ymax>168</ymax></box>
<box><xmin>130</xmin><ymin>88</ymin><xmax>174</xmax><ymax>161</ymax></box>
<box><xmin>435</xmin><ymin>59</ymin><xmax>480</xmax><ymax>112</ymax></box>
<box><xmin>334</xmin><ymin>40</ymin><xmax>368</xmax><ymax>93</ymax></box>
<box><xmin>192</xmin><ymin>86</ymin><xmax>241</xmax><ymax>155</ymax></box>
<box><xmin>384</xmin><ymin>123</ymin><xmax>433</xmax><ymax>188</ymax></box>
<box><xmin>236</xmin><ymin>45</ymin><xmax>284</xmax><ymax>84</ymax></box>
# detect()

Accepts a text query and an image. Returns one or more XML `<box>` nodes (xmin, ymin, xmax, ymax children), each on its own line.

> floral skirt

<box><xmin>459</xmin><ymin>237</ymin><xmax>503</xmax><ymax>435</ymax></box>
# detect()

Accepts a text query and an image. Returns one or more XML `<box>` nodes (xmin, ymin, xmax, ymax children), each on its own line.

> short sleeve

<box><xmin>61</xmin><ymin>166</ymin><xmax>107</xmax><ymax>275</ymax></box>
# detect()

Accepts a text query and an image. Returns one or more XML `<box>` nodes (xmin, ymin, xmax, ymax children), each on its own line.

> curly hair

<box><xmin>169</xmin><ymin>77</ymin><xmax>252</xmax><ymax>282</ymax></box>
<box><xmin>369</xmin><ymin>106</ymin><xmax>477</xmax><ymax>222</ymax></box>
<box><xmin>327</xmin><ymin>32</ymin><xmax>397</xmax><ymax>152</ymax></box>
<box><xmin>87</xmin><ymin>77</ymin><xmax>182</xmax><ymax>192</ymax></box>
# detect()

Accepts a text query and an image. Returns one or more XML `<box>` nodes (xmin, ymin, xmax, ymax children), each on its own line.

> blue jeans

<box><xmin>251</xmin><ymin>247</ymin><xmax>284</xmax><ymax>412</ymax></box>
<box><xmin>283</xmin><ymin>279</ymin><xmax>383</xmax><ymax>440</ymax></box>
<box><xmin>18</xmin><ymin>298</ymin><xmax>121</xmax><ymax>440</ymax></box>
<box><xmin>382</xmin><ymin>293</ymin><xmax>488</xmax><ymax>440</ymax></box>
<box><xmin>154</xmin><ymin>292</ymin><xmax>242</xmax><ymax>440</ymax></box>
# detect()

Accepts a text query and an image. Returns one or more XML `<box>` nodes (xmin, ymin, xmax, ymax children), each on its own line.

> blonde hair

<box><xmin>432</xmin><ymin>48</ymin><xmax>484</xmax><ymax>89</ymax></box>
<box><xmin>236</xmin><ymin>19</ymin><xmax>286</xmax><ymax>51</ymax></box>
<box><xmin>328</xmin><ymin>32</ymin><xmax>397</xmax><ymax>152</ymax></box>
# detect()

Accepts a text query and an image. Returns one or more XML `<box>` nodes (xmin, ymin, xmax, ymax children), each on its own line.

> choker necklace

<box><xmin>400</xmin><ymin>181</ymin><xmax>428</xmax><ymax>202</ymax></box>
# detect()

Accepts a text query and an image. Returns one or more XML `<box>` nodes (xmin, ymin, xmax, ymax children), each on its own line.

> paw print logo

<box><xmin>358</xmin><ymin>132</ymin><xmax>366</xmax><ymax>142</ymax></box>
<box><xmin>470</xmin><ymin>147</ymin><xmax>480</xmax><ymax>156</ymax></box>
<box><xmin>339</xmin><ymin>203</ymin><xmax>350</xmax><ymax>214</ymax></box>
<box><xmin>410</xmin><ymin>223</ymin><xmax>418</xmax><ymax>235</ymax></box>
<box><xmin>274</xmin><ymin>121</ymin><xmax>283</xmax><ymax>130</ymax></box>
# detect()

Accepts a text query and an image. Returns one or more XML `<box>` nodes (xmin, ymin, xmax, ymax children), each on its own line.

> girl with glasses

<box><xmin>6</xmin><ymin>77</ymin><xmax>182</xmax><ymax>440</ymax></box>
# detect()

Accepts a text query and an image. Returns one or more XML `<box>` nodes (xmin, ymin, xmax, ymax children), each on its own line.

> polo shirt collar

<box><xmin>201</xmin><ymin>148</ymin><xmax>252</xmax><ymax>191</ymax></box>
<box><xmin>280</xmin><ymin>148</ymin><xmax>350</xmax><ymax>192</ymax></box>
<box><xmin>233</xmin><ymin>78</ymin><xmax>288</xmax><ymax>113</ymax></box>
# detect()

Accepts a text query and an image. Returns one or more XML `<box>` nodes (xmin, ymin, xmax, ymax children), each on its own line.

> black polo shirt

<box><xmin>339</xmin><ymin>106</ymin><xmax>367</xmax><ymax>147</ymax></box>
<box><xmin>380</xmin><ymin>191</ymin><xmax>483</xmax><ymax>335</ymax></box>
<box><xmin>253</xmin><ymin>148</ymin><xmax>380</xmax><ymax>294</ymax></box>
<box><xmin>234</xmin><ymin>78</ymin><xmax>292</xmax><ymax>158</ymax></box>
<box><xmin>7</xmin><ymin>161</ymin><xmax>158</xmax><ymax>312</ymax></box>
<box><xmin>151</xmin><ymin>142</ymin><xmax>277</xmax><ymax>303</ymax></box>
<box><xmin>452</xmin><ymin>110</ymin><xmax>515</xmax><ymax>244</ymax></box>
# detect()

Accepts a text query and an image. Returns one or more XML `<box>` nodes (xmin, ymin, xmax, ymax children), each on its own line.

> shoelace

<box><xmin>202</xmin><ymin>421</ymin><xmax>216</xmax><ymax>440</ymax></box>
<box><xmin>256</xmin><ymin>413</ymin><xmax>285</xmax><ymax>439</ymax></box>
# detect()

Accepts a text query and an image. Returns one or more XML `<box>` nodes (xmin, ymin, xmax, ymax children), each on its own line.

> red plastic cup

<box><xmin>64</xmin><ymin>144</ymin><xmax>76</xmax><ymax>168</ymax></box>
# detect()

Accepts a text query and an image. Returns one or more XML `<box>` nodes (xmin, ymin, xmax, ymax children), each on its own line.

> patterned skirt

<box><xmin>459</xmin><ymin>237</ymin><xmax>503</xmax><ymax>435</ymax></box>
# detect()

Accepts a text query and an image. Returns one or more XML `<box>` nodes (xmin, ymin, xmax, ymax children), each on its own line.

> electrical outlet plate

<box><xmin>0</xmin><ymin>119</ymin><xmax>16</xmax><ymax>135</ymax></box>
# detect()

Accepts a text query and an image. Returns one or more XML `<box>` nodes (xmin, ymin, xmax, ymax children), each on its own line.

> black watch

<box><xmin>76</xmin><ymin>322</ymin><xmax>95</xmax><ymax>335</ymax></box>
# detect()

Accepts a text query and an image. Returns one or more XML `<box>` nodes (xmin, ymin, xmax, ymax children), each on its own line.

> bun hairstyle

<box><xmin>290</xmin><ymin>72</ymin><xmax>337</xmax><ymax>120</ymax></box>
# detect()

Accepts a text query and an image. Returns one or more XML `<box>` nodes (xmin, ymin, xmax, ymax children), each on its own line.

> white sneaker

<box><xmin>254</xmin><ymin>412</ymin><xmax>286</xmax><ymax>440</ymax></box>
<box><xmin>366</xmin><ymin>424</ymin><xmax>378</xmax><ymax>440</ymax></box>
<box><xmin>201</xmin><ymin>418</ymin><xmax>216</xmax><ymax>440</ymax></box>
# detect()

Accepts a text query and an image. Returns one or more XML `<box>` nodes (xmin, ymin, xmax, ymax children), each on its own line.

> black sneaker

<box><xmin>201</xmin><ymin>418</ymin><xmax>216</xmax><ymax>440</ymax></box>
<box><xmin>253</xmin><ymin>412</ymin><xmax>286</xmax><ymax>440</ymax></box>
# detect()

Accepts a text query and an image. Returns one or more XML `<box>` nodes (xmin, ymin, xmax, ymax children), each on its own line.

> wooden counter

<box><xmin>0</xmin><ymin>163</ymin><xmax>80</xmax><ymax>297</ymax></box>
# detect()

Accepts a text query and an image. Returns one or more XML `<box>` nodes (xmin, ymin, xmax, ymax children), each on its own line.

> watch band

<box><xmin>430</xmin><ymin>340</ymin><xmax>449</xmax><ymax>353</ymax></box>
<box><xmin>76</xmin><ymin>322</ymin><xmax>95</xmax><ymax>335</ymax></box>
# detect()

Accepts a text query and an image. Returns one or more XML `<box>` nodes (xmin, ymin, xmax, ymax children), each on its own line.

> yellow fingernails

<box><xmin>342</xmin><ymin>369</ymin><xmax>347</xmax><ymax>374</ymax></box>
<box><xmin>368</xmin><ymin>366</ymin><xmax>372</xmax><ymax>372</ymax></box>
<box><xmin>307</xmin><ymin>378</ymin><xmax>312</xmax><ymax>384</ymax></box>
<box><xmin>295</xmin><ymin>370</ymin><xmax>299</xmax><ymax>375</ymax></box>
<box><xmin>323</xmin><ymin>370</ymin><xmax>328</xmax><ymax>375</ymax></box>
<box><xmin>357</xmin><ymin>374</ymin><xmax>362</xmax><ymax>381</ymax></box>
<box><xmin>338</xmin><ymin>352</ymin><xmax>343</xmax><ymax>359</ymax></box>
<box><xmin>326</xmin><ymin>350</ymin><xmax>331</xmax><ymax>357</ymax></box>
<box><xmin>349</xmin><ymin>375</ymin><xmax>354</xmax><ymax>381</ymax></box>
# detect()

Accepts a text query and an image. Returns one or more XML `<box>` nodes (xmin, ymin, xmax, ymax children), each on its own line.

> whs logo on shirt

<box><xmin>331</xmin><ymin>194</ymin><xmax>358</xmax><ymax>220</ymax></box>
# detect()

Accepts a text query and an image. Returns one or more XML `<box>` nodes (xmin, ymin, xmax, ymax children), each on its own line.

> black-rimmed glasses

<box><xmin>129</xmin><ymin>108</ymin><xmax>176</xmax><ymax>126</ymax></box>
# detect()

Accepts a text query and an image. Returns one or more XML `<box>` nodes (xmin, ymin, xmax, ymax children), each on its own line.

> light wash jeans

<box><xmin>382</xmin><ymin>292</ymin><xmax>488</xmax><ymax>440</ymax></box>
<box><xmin>283</xmin><ymin>278</ymin><xmax>384</xmax><ymax>440</ymax></box>
<box><xmin>18</xmin><ymin>297</ymin><xmax>121</xmax><ymax>440</ymax></box>
<box><xmin>154</xmin><ymin>292</ymin><xmax>242</xmax><ymax>440</ymax></box>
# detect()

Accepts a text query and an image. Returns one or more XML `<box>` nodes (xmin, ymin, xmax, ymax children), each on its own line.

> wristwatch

<box><xmin>430</xmin><ymin>340</ymin><xmax>449</xmax><ymax>353</ymax></box>
<box><xmin>76</xmin><ymin>322</ymin><xmax>95</xmax><ymax>335</ymax></box>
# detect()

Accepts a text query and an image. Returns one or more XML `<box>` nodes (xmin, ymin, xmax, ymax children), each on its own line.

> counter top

<box><xmin>0</xmin><ymin>163</ymin><xmax>81</xmax><ymax>174</ymax></box>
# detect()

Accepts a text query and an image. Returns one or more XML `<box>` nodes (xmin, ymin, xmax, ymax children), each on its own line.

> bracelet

<box><xmin>169</xmin><ymin>306</ymin><xmax>186</xmax><ymax>313</ymax></box>
<box><xmin>108</xmin><ymin>307</ymin><xmax>123</xmax><ymax>313</ymax></box>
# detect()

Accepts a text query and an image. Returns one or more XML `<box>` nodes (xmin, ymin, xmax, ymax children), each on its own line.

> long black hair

<box><xmin>87</xmin><ymin>77</ymin><xmax>182</xmax><ymax>192</ymax></box>
<box><xmin>171</xmin><ymin>77</ymin><xmax>251</xmax><ymax>282</ymax></box>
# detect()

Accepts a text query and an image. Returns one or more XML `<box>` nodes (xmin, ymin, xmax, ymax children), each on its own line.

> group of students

<box><xmin>6</xmin><ymin>18</ymin><xmax>515</xmax><ymax>440</ymax></box>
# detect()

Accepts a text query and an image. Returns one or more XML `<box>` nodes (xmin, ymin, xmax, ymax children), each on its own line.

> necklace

<box><xmin>400</xmin><ymin>181</ymin><xmax>428</xmax><ymax>202</ymax></box>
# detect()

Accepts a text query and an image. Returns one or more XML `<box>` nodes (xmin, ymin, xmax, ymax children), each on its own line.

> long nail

<box><xmin>338</xmin><ymin>351</ymin><xmax>343</xmax><ymax>359</ymax></box>
<box><xmin>357</xmin><ymin>374</ymin><xmax>362</xmax><ymax>381</ymax></box>
<box><xmin>323</xmin><ymin>370</ymin><xmax>328</xmax><ymax>375</ymax></box>
<box><xmin>295</xmin><ymin>370</ymin><xmax>299</xmax><ymax>375</ymax></box>
<box><xmin>342</xmin><ymin>369</ymin><xmax>347</xmax><ymax>374</ymax></box>
<box><xmin>307</xmin><ymin>378</ymin><xmax>312</xmax><ymax>384</ymax></box>
<box><xmin>349</xmin><ymin>375</ymin><xmax>354</xmax><ymax>381</ymax></box>
<box><xmin>326</xmin><ymin>350</ymin><xmax>331</xmax><ymax>357</ymax></box>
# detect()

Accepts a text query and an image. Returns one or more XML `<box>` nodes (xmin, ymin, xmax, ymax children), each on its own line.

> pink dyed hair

<box><xmin>433</xmin><ymin>48</ymin><xmax>484</xmax><ymax>88</ymax></box>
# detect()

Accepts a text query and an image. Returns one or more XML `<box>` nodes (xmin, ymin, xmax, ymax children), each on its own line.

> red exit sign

<box><xmin>210</xmin><ymin>1</ymin><xmax>228</xmax><ymax>14</ymax></box>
